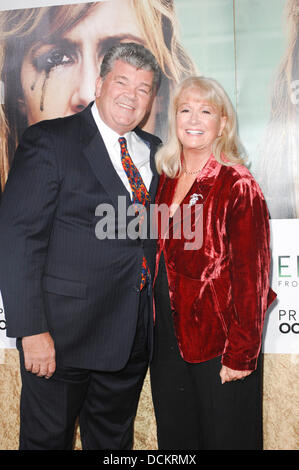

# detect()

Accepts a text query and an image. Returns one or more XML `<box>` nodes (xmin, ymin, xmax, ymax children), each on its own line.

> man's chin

<box><xmin>113</xmin><ymin>118</ymin><xmax>140</xmax><ymax>134</ymax></box>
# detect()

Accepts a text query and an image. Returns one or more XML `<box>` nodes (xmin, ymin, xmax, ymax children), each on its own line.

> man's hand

<box><xmin>22</xmin><ymin>332</ymin><xmax>56</xmax><ymax>379</ymax></box>
<box><xmin>220</xmin><ymin>365</ymin><xmax>252</xmax><ymax>384</ymax></box>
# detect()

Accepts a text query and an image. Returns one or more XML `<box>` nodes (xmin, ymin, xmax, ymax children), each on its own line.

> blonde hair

<box><xmin>0</xmin><ymin>3</ymin><xmax>96</xmax><ymax>191</ymax></box>
<box><xmin>155</xmin><ymin>76</ymin><xmax>245</xmax><ymax>178</ymax></box>
<box><xmin>257</xmin><ymin>0</ymin><xmax>299</xmax><ymax>218</ymax></box>
<box><xmin>0</xmin><ymin>0</ymin><xmax>196</xmax><ymax>191</ymax></box>
<box><xmin>133</xmin><ymin>0</ymin><xmax>195</xmax><ymax>83</ymax></box>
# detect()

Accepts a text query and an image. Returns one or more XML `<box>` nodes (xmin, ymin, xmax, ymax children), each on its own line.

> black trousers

<box><xmin>18</xmin><ymin>286</ymin><xmax>150</xmax><ymax>450</ymax></box>
<box><xmin>150</xmin><ymin>256</ymin><xmax>263</xmax><ymax>450</ymax></box>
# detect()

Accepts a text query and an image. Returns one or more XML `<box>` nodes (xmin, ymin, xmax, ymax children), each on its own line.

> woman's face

<box><xmin>20</xmin><ymin>0</ymin><xmax>158</xmax><ymax>132</ymax></box>
<box><xmin>176</xmin><ymin>86</ymin><xmax>227</xmax><ymax>155</ymax></box>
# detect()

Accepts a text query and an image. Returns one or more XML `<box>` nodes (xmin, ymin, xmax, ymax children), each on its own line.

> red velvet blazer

<box><xmin>154</xmin><ymin>155</ymin><xmax>276</xmax><ymax>371</ymax></box>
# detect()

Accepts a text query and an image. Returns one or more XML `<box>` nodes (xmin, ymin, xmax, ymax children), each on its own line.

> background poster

<box><xmin>0</xmin><ymin>0</ymin><xmax>298</xmax><ymax>452</ymax></box>
<box><xmin>0</xmin><ymin>0</ymin><xmax>297</xmax><ymax>354</ymax></box>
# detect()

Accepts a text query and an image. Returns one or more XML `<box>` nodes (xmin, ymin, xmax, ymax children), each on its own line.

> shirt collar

<box><xmin>91</xmin><ymin>102</ymin><xmax>149</xmax><ymax>167</ymax></box>
<box><xmin>91</xmin><ymin>102</ymin><xmax>132</xmax><ymax>148</ymax></box>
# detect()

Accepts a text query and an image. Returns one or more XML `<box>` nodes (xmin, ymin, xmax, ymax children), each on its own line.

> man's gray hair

<box><xmin>100</xmin><ymin>42</ymin><xmax>161</xmax><ymax>92</ymax></box>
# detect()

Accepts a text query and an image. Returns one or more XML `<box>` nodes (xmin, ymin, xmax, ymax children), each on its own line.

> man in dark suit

<box><xmin>0</xmin><ymin>43</ymin><xmax>161</xmax><ymax>450</ymax></box>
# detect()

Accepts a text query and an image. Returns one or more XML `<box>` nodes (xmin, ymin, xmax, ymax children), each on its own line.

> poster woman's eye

<box><xmin>47</xmin><ymin>50</ymin><xmax>73</xmax><ymax>67</ymax></box>
<box><xmin>33</xmin><ymin>48</ymin><xmax>75</xmax><ymax>73</ymax></box>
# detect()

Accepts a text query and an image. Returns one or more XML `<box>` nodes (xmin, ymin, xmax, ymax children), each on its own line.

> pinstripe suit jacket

<box><xmin>0</xmin><ymin>103</ymin><xmax>161</xmax><ymax>371</ymax></box>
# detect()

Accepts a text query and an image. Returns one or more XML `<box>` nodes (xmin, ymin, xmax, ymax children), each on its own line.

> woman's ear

<box><xmin>219</xmin><ymin>115</ymin><xmax>227</xmax><ymax>136</ymax></box>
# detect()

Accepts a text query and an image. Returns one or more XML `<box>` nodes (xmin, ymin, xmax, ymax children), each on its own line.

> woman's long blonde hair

<box><xmin>257</xmin><ymin>0</ymin><xmax>299</xmax><ymax>218</ymax></box>
<box><xmin>0</xmin><ymin>3</ymin><xmax>95</xmax><ymax>192</ymax></box>
<box><xmin>0</xmin><ymin>0</ymin><xmax>196</xmax><ymax>191</ymax></box>
<box><xmin>155</xmin><ymin>76</ymin><xmax>245</xmax><ymax>178</ymax></box>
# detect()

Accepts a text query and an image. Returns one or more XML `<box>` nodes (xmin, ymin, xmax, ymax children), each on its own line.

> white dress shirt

<box><xmin>91</xmin><ymin>102</ymin><xmax>152</xmax><ymax>199</ymax></box>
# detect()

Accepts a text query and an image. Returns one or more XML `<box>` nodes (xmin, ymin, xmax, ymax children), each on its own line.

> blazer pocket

<box><xmin>42</xmin><ymin>275</ymin><xmax>87</xmax><ymax>299</ymax></box>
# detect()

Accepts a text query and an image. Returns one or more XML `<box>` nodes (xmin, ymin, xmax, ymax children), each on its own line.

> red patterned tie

<box><xmin>119</xmin><ymin>137</ymin><xmax>151</xmax><ymax>290</ymax></box>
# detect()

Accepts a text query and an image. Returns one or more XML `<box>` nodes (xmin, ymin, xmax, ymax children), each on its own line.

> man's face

<box><xmin>95</xmin><ymin>59</ymin><xmax>155</xmax><ymax>135</ymax></box>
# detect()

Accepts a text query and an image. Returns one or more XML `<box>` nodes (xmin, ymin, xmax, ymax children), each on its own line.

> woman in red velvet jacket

<box><xmin>150</xmin><ymin>76</ymin><xmax>276</xmax><ymax>450</ymax></box>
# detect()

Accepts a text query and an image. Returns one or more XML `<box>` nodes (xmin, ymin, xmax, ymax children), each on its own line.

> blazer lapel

<box><xmin>148</xmin><ymin>145</ymin><xmax>159</xmax><ymax>201</ymax></box>
<box><xmin>80</xmin><ymin>105</ymin><xmax>160</xmax><ymax>211</ymax></box>
<box><xmin>80</xmin><ymin>104</ymin><xmax>131</xmax><ymax>209</ymax></box>
<box><xmin>196</xmin><ymin>155</ymin><xmax>223</xmax><ymax>202</ymax></box>
<box><xmin>134</xmin><ymin>126</ymin><xmax>160</xmax><ymax>202</ymax></box>
<box><xmin>160</xmin><ymin>155</ymin><xmax>223</xmax><ymax>232</ymax></box>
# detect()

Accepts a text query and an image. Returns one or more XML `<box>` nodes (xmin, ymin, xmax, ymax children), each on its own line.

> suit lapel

<box><xmin>134</xmin><ymin>126</ymin><xmax>160</xmax><ymax>203</ymax></box>
<box><xmin>80</xmin><ymin>104</ymin><xmax>131</xmax><ymax>209</ymax></box>
<box><xmin>148</xmin><ymin>146</ymin><xmax>159</xmax><ymax>201</ymax></box>
<box><xmin>80</xmin><ymin>104</ymin><xmax>160</xmax><ymax>211</ymax></box>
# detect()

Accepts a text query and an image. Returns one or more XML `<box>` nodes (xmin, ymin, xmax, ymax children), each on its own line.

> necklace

<box><xmin>184</xmin><ymin>167</ymin><xmax>202</xmax><ymax>175</ymax></box>
<box><xmin>183</xmin><ymin>153</ymin><xmax>210</xmax><ymax>175</ymax></box>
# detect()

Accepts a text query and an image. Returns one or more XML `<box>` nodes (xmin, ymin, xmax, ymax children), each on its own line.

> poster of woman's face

<box><xmin>0</xmin><ymin>0</ymin><xmax>297</xmax><ymax>219</ymax></box>
<box><xmin>256</xmin><ymin>0</ymin><xmax>299</xmax><ymax>219</ymax></box>
<box><xmin>20</xmin><ymin>1</ymin><xmax>146</xmax><ymax>125</ymax></box>
<box><xmin>0</xmin><ymin>0</ymin><xmax>196</xmax><ymax>191</ymax></box>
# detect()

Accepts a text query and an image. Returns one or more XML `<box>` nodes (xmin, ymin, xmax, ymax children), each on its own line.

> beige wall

<box><xmin>0</xmin><ymin>349</ymin><xmax>298</xmax><ymax>450</ymax></box>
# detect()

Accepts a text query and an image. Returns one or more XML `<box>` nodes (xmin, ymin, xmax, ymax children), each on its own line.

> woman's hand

<box><xmin>219</xmin><ymin>365</ymin><xmax>253</xmax><ymax>384</ymax></box>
